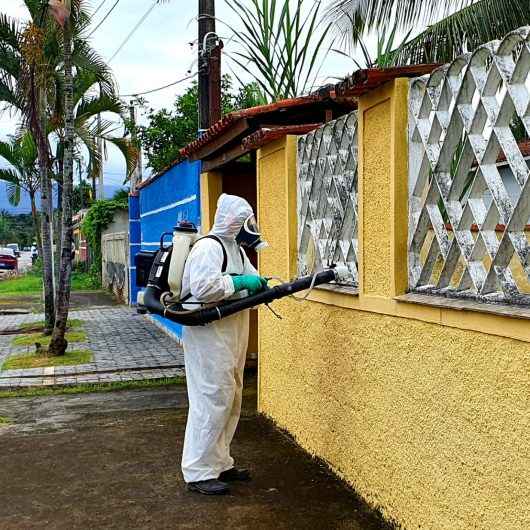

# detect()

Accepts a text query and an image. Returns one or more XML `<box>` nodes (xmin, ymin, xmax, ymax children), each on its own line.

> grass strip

<box><xmin>0</xmin><ymin>272</ymin><xmax>99</xmax><ymax>295</ymax></box>
<box><xmin>19</xmin><ymin>319</ymin><xmax>84</xmax><ymax>331</ymax></box>
<box><xmin>12</xmin><ymin>330</ymin><xmax>87</xmax><ymax>348</ymax></box>
<box><xmin>0</xmin><ymin>377</ymin><xmax>186</xmax><ymax>399</ymax></box>
<box><xmin>2</xmin><ymin>349</ymin><xmax>93</xmax><ymax>370</ymax></box>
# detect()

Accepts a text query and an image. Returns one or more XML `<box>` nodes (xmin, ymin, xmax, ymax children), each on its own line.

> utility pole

<box><xmin>198</xmin><ymin>0</ymin><xmax>222</xmax><ymax>132</ymax></box>
<box><xmin>129</xmin><ymin>102</ymin><xmax>143</xmax><ymax>192</ymax></box>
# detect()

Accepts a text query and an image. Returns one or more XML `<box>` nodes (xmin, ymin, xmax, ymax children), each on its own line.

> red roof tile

<box><xmin>180</xmin><ymin>95</ymin><xmax>325</xmax><ymax>159</ymax></box>
<box><xmin>179</xmin><ymin>64</ymin><xmax>440</xmax><ymax>162</ymax></box>
<box><xmin>333</xmin><ymin>64</ymin><xmax>440</xmax><ymax>98</ymax></box>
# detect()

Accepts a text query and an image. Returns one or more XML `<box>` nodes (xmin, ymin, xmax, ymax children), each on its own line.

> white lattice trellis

<box><xmin>409</xmin><ymin>27</ymin><xmax>530</xmax><ymax>305</ymax></box>
<box><xmin>297</xmin><ymin>112</ymin><xmax>358</xmax><ymax>285</ymax></box>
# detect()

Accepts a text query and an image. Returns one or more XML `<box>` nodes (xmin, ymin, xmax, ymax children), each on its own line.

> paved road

<box><xmin>0</xmin><ymin>384</ymin><xmax>389</xmax><ymax>530</ymax></box>
<box><xmin>17</xmin><ymin>251</ymin><xmax>32</xmax><ymax>274</ymax></box>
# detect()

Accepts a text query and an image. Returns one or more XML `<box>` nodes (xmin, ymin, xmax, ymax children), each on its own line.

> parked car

<box><xmin>6</xmin><ymin>243</ymin><xmax>20</xmax><ymax>257</ymax></box>
<box><xmin>0</xmin><ymin>247</ymin><xmax>18</xmax><ymax>271</ymax></box>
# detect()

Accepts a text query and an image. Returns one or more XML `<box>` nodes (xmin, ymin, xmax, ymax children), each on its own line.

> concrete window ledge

<box><xmin>315</xmin><ymin>284</ymin><xmax>359</xmax><ymax>296</ymax></box>
<box><xmin>396</xmin><ymin>292</ymin><xmax>530</xmax><ymax>321</ymax></box>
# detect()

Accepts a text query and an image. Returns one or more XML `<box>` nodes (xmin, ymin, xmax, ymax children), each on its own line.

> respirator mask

<box><xmin>236</xmin><ymin>215</ymin><xmax>268</xmax><ymax>252</ymax></box>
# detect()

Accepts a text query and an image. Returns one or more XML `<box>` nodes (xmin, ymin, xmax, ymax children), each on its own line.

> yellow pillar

<box><xmin>200</xmin><ymin>170</ymin><xmax>222</xmax><ymax>232</ymax></box>
<box><xmin>358</xmin><ymin>78</ymin><xmax>410</xmax><ymax>301</ymax></box>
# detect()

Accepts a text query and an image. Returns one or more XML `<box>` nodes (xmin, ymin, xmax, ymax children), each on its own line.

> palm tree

<box><xmin>48</xmin><ymin>0</ymin><xmax>74</xmax><ymax>356</ymax></box>
<box><xmin>326</xmin><ymin>0</ymin><xmax>530</xmax><ymax>65</ymax></box>
<box><xmin>0</xmin><ymin>1</ymin><xmax>137</xmax><ymax>339</ymax></box>
<box><xmin>0</xmin><ymin>134</ymin><xmax>42</xmax><ymax>250</ymax></box>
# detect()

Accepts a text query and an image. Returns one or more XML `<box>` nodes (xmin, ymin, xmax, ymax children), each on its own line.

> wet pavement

<box><xmin>0</xmin><ymin>382</ymin><xmax>388</xmax><ymax>530</ymax></box>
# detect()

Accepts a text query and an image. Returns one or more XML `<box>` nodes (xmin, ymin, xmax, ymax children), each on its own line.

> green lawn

<box><xmin>0</xmin><ymin>377</ymin><xmax>186</xmax><ymax>399</ymax></box>
<box><xmin>12</xmin><ymin>330</ymin><xmax>87</xmax><ymax>348</ymax></box>
<box><xmin>0</xmin><ymin>271</ymin><xmax>99</xmax><ymax>295</ymax></box>
<box><xmin>2</xmin><ymin>349</ymin><xmax>93</xmax><ymax>370</ymax></box>
<box><xmin>19</xmin><ymin>319</ymin><xmax>84</xmax><ymax>331</ymax></box>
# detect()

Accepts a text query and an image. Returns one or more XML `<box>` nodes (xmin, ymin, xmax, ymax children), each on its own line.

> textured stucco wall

<box><xmin>258</xmin><ymin>297</ymin><xmax>530</xmax><ymax>530</ymax></box>
<box><xmin>362</xmin><ymin>100</ymin><xmax>392</xmax><ymax>297</ymax></box>
<box><xmin>257</xmin><ymin>128</ymin><xmax>530</xmax><ymax>530</ymax></box>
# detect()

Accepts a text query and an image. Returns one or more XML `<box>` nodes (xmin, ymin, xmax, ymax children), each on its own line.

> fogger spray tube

<box><xmin>143</xmin><ymin>268</ymin><xmax>342</xmax><ymax>327</ymax></box>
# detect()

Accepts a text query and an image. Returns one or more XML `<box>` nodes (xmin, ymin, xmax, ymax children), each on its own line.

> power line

<box><xmin>88</xmin><ymin>0</ymin><xmax>120</xmax><ymax>37</ymax></box>
<box><xmin>107</xmin><ymin>0</ymin><xmax>161</xmax><ymax>64</ymax></box>
<box><xmin>92</xmin><ymin>0</ymin><xmax>108</xmax><ymax>17</ymax></box>
<box><xmin>118</xmin><ymin>73</ymin><xmax>197</xmax><ymax>97</ymax></box>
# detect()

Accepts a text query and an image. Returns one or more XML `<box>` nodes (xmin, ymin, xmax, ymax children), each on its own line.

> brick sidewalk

<box><xmin>0</xmin><ymin>307</ymin><xmax>184</xmax><ymax>389</ymax></box>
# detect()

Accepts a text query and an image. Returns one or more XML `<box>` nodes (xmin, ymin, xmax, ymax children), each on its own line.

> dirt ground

<box><xmin>0</xmin><ymin>380</ymin><xmax>389</xmax><ymax>530</ymax></box>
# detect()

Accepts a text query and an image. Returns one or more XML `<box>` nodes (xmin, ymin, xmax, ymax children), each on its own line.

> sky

<box><xmin>0</xmin><ymin>0</ymin><xmax>363</xmax><ymax>184</ymax></box>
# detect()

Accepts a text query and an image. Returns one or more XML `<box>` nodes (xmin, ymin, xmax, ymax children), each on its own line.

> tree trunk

<box><xmin>37</xmin><ymin>87</ymin><xmax>56</xmax><ymax>334</ymax></box>
<box><xmin>29</xmin><ymin>190</ymin><xmax>42</xmax><ymax>255</ymax></box>
<box><xmin>55</xmin><ymin>158</ymin><xmax>63</xmax><ymax>300</ymax></box>
<box><xmin>49</xmin><ymin>20</ymin><xmax>74</xmax><ymax>356</ymax></box>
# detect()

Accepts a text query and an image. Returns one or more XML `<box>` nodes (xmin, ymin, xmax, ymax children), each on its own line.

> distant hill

<box><xmin>0</xmin><ymin>181</ymin><xmax>126</xmax><ymax>214</ymax></box>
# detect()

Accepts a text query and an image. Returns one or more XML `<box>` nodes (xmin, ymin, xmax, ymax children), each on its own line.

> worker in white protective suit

<box><xmin>180</xmin><ymin>193</ymin><xmax>268</xmax><ymax>495</ymax></box>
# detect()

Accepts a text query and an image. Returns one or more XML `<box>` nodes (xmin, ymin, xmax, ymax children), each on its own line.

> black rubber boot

<box><xmin>218</xmin><ymin>467</ymin><xmax>251</xmax><ymax>482</ymax></box>
<box><xmin>187</xmin><ymin>479</ymin><xmax>230</xmax><ymax>495</ymax></box>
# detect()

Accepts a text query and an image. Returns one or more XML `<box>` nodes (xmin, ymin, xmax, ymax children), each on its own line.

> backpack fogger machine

<box><xmin>135</xmin><ymin>221</ymin><xmax>350</xmax><ymax>326</ymax></box>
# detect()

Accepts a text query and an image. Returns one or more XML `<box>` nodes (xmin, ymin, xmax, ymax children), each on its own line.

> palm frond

<box><xmin>0</xmin><ymin>168</ymin><xmax>20</xmax><ymax>186</ymax></box>
<box><xmin>75</xmin><ymin>94</ymin><xmax>124</xmax><ymax>125</ymax></box>
<box><xmin>6</xmin><ymin>181</ymin><xmax>21</xmax><ymax>207</ymax></box>
<box><xmin>105</xmin><ymin>137</ymin><xmax>138</xmax><ymax>180</ymax></box>
<box><xmin>391</xmin><ymin>0</ymin><xmax>530</xmax><ymax>65</ymax></box>
<box><xmin>0</xmin><ymin>13</ymin><xmax>21</xmax><ymax>51</ymax></box>
<box><xmin>224</xmin><ymin>0</ymin><xmax>333</xmax><ymax>101</ymax></box>
<box><xmin>72</xmin><ymin>40</ymin><xmax>116</xmax><ymax>97</ymax></box>
<box><xmin>325</xmin><ymin>0</ymin><xmax>474</xmax><ymax>41</ymax></box>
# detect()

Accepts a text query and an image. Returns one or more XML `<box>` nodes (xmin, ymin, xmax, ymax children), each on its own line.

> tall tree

<box><xmin>0</xmin><ymin>1</ymin><xmax>137</xmax><ymax>337</ymax></box>
<box><xmin>0</xmin><ymin>133</ymin><xmax>42</xmax><ymax>251</ymax></box>
<box><xmin>48</xmin><ymin>0</ymin><xmax>74</xmax><ymax>356</ymax></box>
<box><xmin>134</xmin><ymin>76</ymin><xmax>266</xmax><ymax>173</ymax></box>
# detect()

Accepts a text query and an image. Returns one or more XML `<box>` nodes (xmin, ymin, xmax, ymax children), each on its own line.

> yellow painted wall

<box><xmin>255</xmin><ymin>80</ymin><xmax>530</xmax><ymax>530</ymax></box>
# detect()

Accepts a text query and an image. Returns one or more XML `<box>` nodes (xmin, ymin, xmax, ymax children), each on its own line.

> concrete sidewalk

<box><xmin>0</xmin><ymin>307</ymin><xmax>184</xmax><ymax>389</ymax></box>
<box><xmin>0</xmin><ymin>381</ymin><xmax>388</xmax><ymax>530</ymax></box>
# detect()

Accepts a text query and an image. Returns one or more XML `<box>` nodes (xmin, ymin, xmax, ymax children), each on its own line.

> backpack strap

<box><xmin>180</xmin><ymin>235</ymin><xmax>243</xmax><ymax>304</ymax></box>
<box><xmin>201</xmin><ymin>235</ymin><xmax>228</xmax><ymax>272</ymax></box>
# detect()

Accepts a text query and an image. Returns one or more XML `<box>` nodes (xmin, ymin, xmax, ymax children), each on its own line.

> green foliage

<box><xmin>0</xmin><ymin>213</ymin><xmax>10</xmax><ymax>244</ymax></box>
<box><xmin>81</xmin><ymin>198</ymin><xmax>127</xmax><ymax>278</ymax></box>
<box><xmin>225</xmin><ymin>0</ymin><xmax>332</xmax><ymax>101</ymax></box>
<box><xmin>327</xmin><ymin>0</ymin><xmax>530</xmax><ymax>66</ymax></box>
<box><xmin>0</xmin><ymin>213</ymin><xmax>36</xmax><ymax>247</ymax></box>
<box><xmin>12</xmin><ymin>330</ymin><xmax>87</xmax><ymax>347</ymax></box>
<box><xmin>111</xmin><ymin>188</ymin><xmax>129</xmax><ymax>202</ymax></box>
<box><xmin>133</xmin><ymin>75</ymin><xmax>265</xmax><ymax>173</ymax></box>
<box><xmin>3</xmin><ymin>349</ymin><xmax>93</xmax><ymax>370</ymax></box>
<box><xmin>71</xmin><ymin>269</ymin><xmax>100</xmax><ymax>290</ymax></box>
<box><xmin>0</xmin><ymin>416</ymin><xmax>10</xmax><ymax>426</ymax></box>
<box><xmin>72</xmin><ymin>180</ymin><xmax>93</xmax><ymax>213</ymax></box>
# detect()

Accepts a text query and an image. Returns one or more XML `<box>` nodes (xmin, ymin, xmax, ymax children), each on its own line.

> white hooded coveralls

<box><xmin>181</xmin><ymin>194</ymin><xmax>257</xmax><ymax>483</ymax></box>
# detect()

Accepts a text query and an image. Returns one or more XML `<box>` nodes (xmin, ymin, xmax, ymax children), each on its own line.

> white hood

<box><xmin>210</xmin><ymin>193</ymin><xmax>253</xmax><ymax>239</ymax></box>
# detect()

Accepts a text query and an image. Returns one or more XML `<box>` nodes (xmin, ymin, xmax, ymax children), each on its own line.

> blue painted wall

<box><xmin>130</xmin><ymin>159</ymin><xmax>201</xmax><ymax>340</ymax></box>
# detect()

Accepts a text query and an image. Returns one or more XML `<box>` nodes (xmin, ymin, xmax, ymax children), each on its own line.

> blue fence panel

<box><xmin>135</xmin><ymin>159</ymin><xmax>201</xmax><ymax>340</ymax></box>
